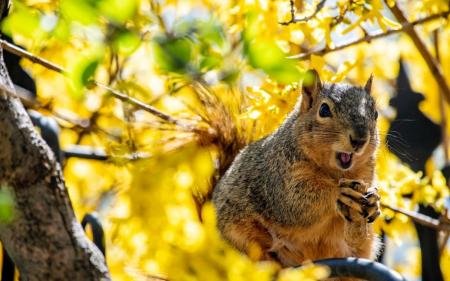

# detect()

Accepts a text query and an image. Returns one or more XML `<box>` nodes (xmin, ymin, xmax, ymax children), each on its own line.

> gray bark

<box><xmin>0</xmin><ymin>87</ymin><xmax>111</xmax><ymax>280</ymax></box>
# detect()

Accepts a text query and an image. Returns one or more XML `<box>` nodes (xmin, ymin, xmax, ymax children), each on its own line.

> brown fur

<box><xmin>212</xmin><ymin>71</ymin><xmax>380</xmax><ymax>280</ymax></box>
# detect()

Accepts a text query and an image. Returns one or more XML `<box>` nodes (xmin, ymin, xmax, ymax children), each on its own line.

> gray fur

<box><xmin>212</xmin><ymin>81</ymin><xmax>377</xmax><ymax>235</ymax></box>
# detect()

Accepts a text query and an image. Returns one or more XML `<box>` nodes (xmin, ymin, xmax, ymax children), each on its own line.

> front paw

<box><xmin>336</xmin><ymin>179</ymin><xmax>380</xmax><ymax>223</ymax></box>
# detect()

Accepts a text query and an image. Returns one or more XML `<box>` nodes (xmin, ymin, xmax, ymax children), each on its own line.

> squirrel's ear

<box><xmin>301</xmin><ymin>69</ymin><xmax>322</xmax><ymax>113</ymax></box>
<box><xmin>364</xmin><ymin>74</ymin><xmax>374</xmax><ymax>95</ymax></box>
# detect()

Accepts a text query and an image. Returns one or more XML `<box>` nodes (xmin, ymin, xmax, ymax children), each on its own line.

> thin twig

<box><xmin>93</xmin><ymin>82</ymin><xmax>199</xmax><ymax>132</ymax></box>
<box><xmin>0</xmin><ymin>39</ymin><xmax>211</xmax><ymax>134</ymax></box>
<box><xmin>1</xmin><ymin>39</ymin><xmax>64</xmax><ymax>73</ymax></box>
<box><xmin>434</xmin><ymin>30</ymin><xmax>449</xmax><ymax>162</ymax></box>
<box><xmin>387</xmin><ymin>2</ymin><xmax>450</xmax><ymax>105</ymax></box>
<box><xmin>13</xmin><ymin>83</ymin><xmax>38</xmax><ymax>107</ymax></box>
<box><xmin>381</xmin><ymin>203</ymin><xmax>450</xmax><ymax>232</ymax></box>
<box><xmin>439</xmin><ymin>210</ymin><xmax>450</xmax><ymax>256</ymax></box>
<box><xmin>63</xmin><ymin>145</ymin><xmax>150</xmax><ymax>161</ymax></box>
<box><xmin>288</xmin><ymin>10</ymin><xmax>450</xmax><ymax>60</ymax></box>
<box><xmin>145</xmin><ymin>275</ymin><xmax>169</xmax><ymax>281</ymax></box>
<box><xmin>12</xmin><ymin>82</ymin><xmax>92</xmax><ymax>129</ymax></box>
<box><xmin>330</xmin><ymin>1</ymin><xmax>356</xmax><ymax>27</ymax></box>
<box><xmin>279</xmin><ymin>0</ymin><xmax>327</xmax><ymax>25</ymax></box>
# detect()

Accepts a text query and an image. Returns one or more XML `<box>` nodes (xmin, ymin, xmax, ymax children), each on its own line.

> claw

<box><xmin>361</xmin><ymin>209</ymin><xmax>369</xmax><ymax>218</ymax></box>
<box><xmin>367</xmin><ymin>210</ymin><xmax>381</xmax><ymax>223</ymax></box>
<box><xmin>367</xmin><ymin>202</ymin><xmax>377</xmax><ymax>208</ymax></box>
<box><xmin>360</xmin><ymin>197</ymin><xmax>369</xmax><ymax>206</ymax></box>
<box><xmin>364</xmin><ymin>191</ymin><xmax>380</xmax><ymax>199</ymax></box>
<box><xmin>337</xmin><ymin>200</ymin><xmax>352</xmax><ymax>222</ymax></box>
<box><xmin>364</xmin><ymin>191</ymin><xmax>375</xmax><ymax>197</ymax></box>
<box><xmin>351</xmin><ymin>181</ymin><xmax>360</xmax><ymax>188</ymax></box>
<box><xmin>339</xmin><ymin>180</ymin><xmax>361</xmax><ymax>189</ymax></box>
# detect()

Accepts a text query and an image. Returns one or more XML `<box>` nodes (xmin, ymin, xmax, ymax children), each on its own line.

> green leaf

<box><xmin>199</xmin><ymin>55</ymin><xmax>222</xmax><ymax>70</ymax></box>
<box><xmin>68</xmin><ymin>56</ymin><xmax>101</xmax><ymax>100</ymax></box>
<box><xmin>243</xmin><ymin>11</ymin><xmax>260</xmax><ymax>43</ymax></box>
<box><xmin>81</xmin><ymin>60</ymin><xmax>99</xmax><ymax>85</ymax></box>
<box><xmin>52</xmin><ymin>18</ymin><xmax>70</xmax><ymax>41</ymax></box>
<box><xmin>220</xmin><ymin>69</ymin><xmax>240</xmax><ymax>83</ymax></box>
<box><xmin>246</xmin><ymin>39</ymin><xmax>302</xmax><ymax>84</ymax></box>
<box><xmin>112</xmin><ymin>30</ymin><xmax>141</xmax><ymax>55</ymax></box>
<box><xmin>247</xmin><ymin>40</ymin><xmax>284</xmax><ymax>70</ymax></box>
<box><xmin>153</xmin><ymin>36</ymin><xmax>193</xmax><ymax>74</ymax></box>
<box><xmin>243</xmin><ymin>11</ymin><xmax>302</xmax><ymax>84</ymax></box>
<box><xmin>173</xmin><ymin>17</ymin><xmax>225</xmax><ymax>50</ymax></box>
<box><xmin>197</xmin><ymin>20</ymin><xmax>225</xmax><ymax>48</ymax></box>
<box><xmin>1</xmin><ymin>3</ymin><xmax>42</xmax><ymax>38</ymax></box>
<box><xmin>265</xmin><ymin>63</ymin><xmax>303</xmax><ymax>85</ymax></box>
<box><xmin>98</xmin><ymin>0</ymin><xmax>137</xmax><ymax>24</ymax></box>
<box><xmin>60</xmin><ymin>0</ymin><xmax>98</xmax><ymax>25</ymax></box>
<box><xmin>0</xmin><ymin>189</ymin><xmax>15</xmax><ymax>224</ymax></box>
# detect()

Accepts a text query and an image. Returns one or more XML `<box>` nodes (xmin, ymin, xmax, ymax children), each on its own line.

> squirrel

<box><xmin>212</xmin><ymin>70</ymin><xmax>381</xmax><ymax>271</ymax></box>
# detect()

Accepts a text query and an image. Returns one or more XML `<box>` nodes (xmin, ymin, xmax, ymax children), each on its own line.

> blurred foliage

<box><xmin>2</xmin><ymin>0</ymin><xmax>450</xmax><ymax>280</ymax></box>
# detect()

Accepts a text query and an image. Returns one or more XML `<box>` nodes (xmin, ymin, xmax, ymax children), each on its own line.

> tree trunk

<box><xmin>0</xmin><ymin>86</ymin><xmax>110</xmax><ymax>279</ymax></box>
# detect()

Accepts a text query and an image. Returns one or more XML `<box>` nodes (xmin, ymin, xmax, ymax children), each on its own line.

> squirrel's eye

<box><xmin>374</xmin><ymin>111</ymin><xmax>378</xmax><ymax>120</ymax></box>
<box><xmin>319</xmin><ymin>103</ymin><xmax>332</xmax><ymax>118</ymax></box>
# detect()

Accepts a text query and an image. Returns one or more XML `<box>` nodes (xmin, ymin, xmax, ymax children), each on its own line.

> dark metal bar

<box><xmin>63</xmin><ymin>146</ymin><xmax>108</xmax><ymax>161</ymax></box>
<box><xmin>311</xmin><ymin>258</ymin><xmax>406</xmax><ymax>281</ymax></box>
<box><xmin>81</xmin><ymin>214</ymin><xmax>106</xmax><ymax>257</ymax></box>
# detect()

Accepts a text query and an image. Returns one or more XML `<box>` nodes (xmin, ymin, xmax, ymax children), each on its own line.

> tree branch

<box><xmin>279</xmin><ymin>0</ymin><xmax>327</xmax><ymax>25</ymax></box>
<box><xmin>387</xmin><ymin>3</ymin><xmax>450</xmax><ymax>105</ymax></box>
<box><xmin>434</xmin><ymin>30</ymin><xmax>449</xmax><ymax>162</ymax></box>
<box><xmin>63</xmin><ymin>145</ymin><xmax>151</xmax><ymax>161</ymax></box>
<box><xmin>288</xmin><ymin>10</ymin><xmax>450</xmax><ymax>61</ymax></box>
<box><xmin>0</xmin><ymin>39</ymin><xmax>64</xmax><ymax>73</ymax></box>
<box><xmin>380</xmin><ymin>203</ymin><xmax>450</xmax><ymax>232</ymax></box>
<box><xmin>0</xmin><ymin>39</ymin><xmax>211</xmax><ymax>135</ymax></box>
<box><xmin>0</xmin><ymin>86</ymin><xmax>110</xmax><ymax>279</ymax></box>
<box><xmin>94</xmin><ymin>82</ymin><xmax>203</xmax><ymax>133</ymax></box>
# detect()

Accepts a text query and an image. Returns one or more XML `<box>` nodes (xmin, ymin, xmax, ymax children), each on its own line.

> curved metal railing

<box><xmin>309</xmin><ymin>258</ymin><xmax>406</xmax><ymax>281</ymax></box>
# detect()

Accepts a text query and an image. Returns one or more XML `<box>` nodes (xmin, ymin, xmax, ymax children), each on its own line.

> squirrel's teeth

<box><xmin>336</xmin><ymin>152</ymin><xmax>353</xmax><ymax>169</ymax></box>
<box><xmin>340</xmin><ymin>153</ymin><xmax>351</xmax><ymax>164</ymax></box>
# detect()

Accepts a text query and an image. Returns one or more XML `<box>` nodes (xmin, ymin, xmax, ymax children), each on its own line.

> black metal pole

<box><xmin>311</xmin><ymin>258</ymin><xmax>406</xmax><ymax>281</ymax></box>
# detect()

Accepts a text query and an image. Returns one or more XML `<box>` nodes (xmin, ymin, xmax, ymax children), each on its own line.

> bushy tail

<box><xmin>190</xmin><ymin>80</ymin><xmax>250</xmax><ymax>219</ymax></box>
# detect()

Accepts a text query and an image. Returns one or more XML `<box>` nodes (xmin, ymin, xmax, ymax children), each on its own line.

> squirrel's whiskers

<box><xmin>213</xmin><ymin>70</ymin><xmax>381</xmax><ymax>276</ymax></box>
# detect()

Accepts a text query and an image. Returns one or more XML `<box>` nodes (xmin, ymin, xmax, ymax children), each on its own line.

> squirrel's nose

<box><xmin>350</xmin><ymin>135</ymin><xmax>367</xmax><ymax>150</ymax></box>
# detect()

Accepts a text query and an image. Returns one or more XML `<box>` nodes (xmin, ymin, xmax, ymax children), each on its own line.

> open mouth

<box><xmin>336</xmin><ymin>152</ymin><xmax>353</xmax><ymax>170</ymax></box>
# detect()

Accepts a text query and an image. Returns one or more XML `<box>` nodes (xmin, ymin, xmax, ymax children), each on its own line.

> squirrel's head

<box><xmin>296</xmin><ymin>70</ymin><xmax>378</xmax><ymax>172</ymax></box>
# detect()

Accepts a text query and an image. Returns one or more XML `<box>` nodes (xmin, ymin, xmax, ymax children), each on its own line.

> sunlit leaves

<box><xmin>153</xmin><ymin>35</ymin><xmax>193</xmax><ymax>74</ymax></box>
<box><xmin>51</xmin><ymin>17</ymin><xmax>70</xmax><ymax>41</ymax></box>
<box><xmin>58</xmin><ymin>0</ymin><xmax>140</xmax><ymax>58</ymax></box>
<box><xmin>152</xmin><ymin>16</ymin><xmax>230</xmax><ymax>80</ymax></box>
<box><xmin>174</xmin><ymin>17</ymin><xmax>226</xmax><ymax>49</ymax></box>
<box><xmin>246</xmin><ymin>40</ymin><xmax>303</xmax><ymax>84</ymax></box>
<box><xmin>60</xmin><ymin>0</ymin><xmax>137</xmax><ymax>25</ymax></box>
<box><xmin>67</xmin><ymin>54</ymin><xmax>102</xmax><ymax>99</ymax></box>
<box><xmin>112</xmin><ymin>30</ymin><xmax>141</xmax><ymax>55</ymax></box>
<box><xmin>8</xmin><ymin>0</ymin><xmax>450</xmax><ymax>280</ymax></box>
<box><xmin>60</xmin><ymin>0</ymin><xmax>98</xmax><ymax>25</ymax></box>
<box><xmin>1</xmin><ymin>2</ymin><xmax>43</xmax><ymax>38</ymax></box>
<box><xmin>98</xmin><ymin>0</ymin><xmax>137</xmax><ymax>24</ymax></box>
<box><xmin>244</xmin><ymin>12</ymin><xmax>303</xmax><ymax>84</ymax></box>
